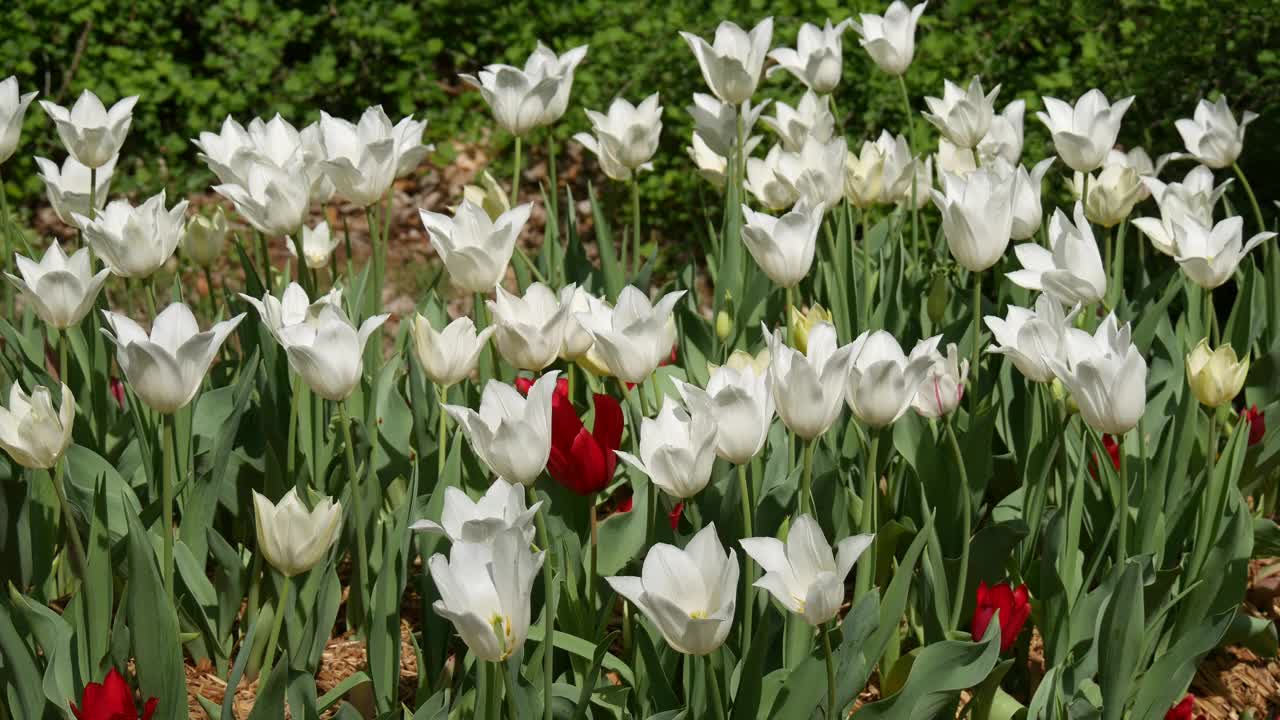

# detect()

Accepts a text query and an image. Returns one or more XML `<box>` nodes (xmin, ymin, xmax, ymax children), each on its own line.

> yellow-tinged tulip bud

<box><xmin>1186</xmin><ymin>338</ymin><xmax>1248</xmax><ymax>408</ymax></box>
<box><xmin>456</xmin><ymin>170</ymin><xmax>511</xmax><ymax>221</ymax></box>
<box><xmin>710</xmin><ymin>348</ymin><xmax>771</xmax><ymax>377</ymax></box>
<box><xmin>1050</xmin><ymin>378</ymin><xmax>1078</xmax><ymax>416</ymax></box>
<box><xmin>715</xmin><ymin>310</ymin><xmax>732</xmax><ymax>341</ymax></box>
<box><xmin>789</xmin><ymin>303</ymin><xmax>832</xmax><ymax>354</ymax></box>
<box><xmin>181</xmin><ymin>207</ymin><xmax>229</xmax><ymax>268</ymax></box>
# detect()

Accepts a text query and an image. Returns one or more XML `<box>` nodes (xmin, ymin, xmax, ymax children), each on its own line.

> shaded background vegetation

<box><xmin>2</xmin><ymin>0</ymin><xmax>1278</xmax><ymax>238</ymax></box>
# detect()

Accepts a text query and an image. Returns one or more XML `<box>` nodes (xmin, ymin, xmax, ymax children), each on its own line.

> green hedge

<box><xmin>3</xmin><ymin>0</ymin><xmax>1278</xmax><ymax>235</ymax></box>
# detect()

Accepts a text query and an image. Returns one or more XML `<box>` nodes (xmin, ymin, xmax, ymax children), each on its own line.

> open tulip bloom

<box><xmin>317</xmin><ymin>107</ymin><xmax>400</xmax><ymax>208</ymax></box>
<box><xmin>419</xmin><ymin>199</ymin><xmax>531</xmax><ymax>294</ymax></box>
<box><xmin>764</xmin><ymin>321</ymin><xmax>853</xmax><ymax>440</ymax></box>
<box><xmin>544</xmin><ymin>381</ymin><xmax>623</xmax><ymax>496</ymax></box>
<box><xmin>680</xmin><ymin>18</ymin><xmax>774</xmax><ymax>106</ymax></box>
<box><xmin>1046</xmin><ymin>313</ymin><xmax>1147</xmax><ymax>435</ymax></box>
<box><xmin>1175</xmin><ymin>96</ymin><xmax>1256</xmax><ymax>169</ymax></box>
<box><xmin>460</xmin><ymin>63</ymin><xmax>561</xmax><ymax>138</ymax></box>
<box><xmin>213</xmin><ymin>159</ymin><xmax>311</xmax><ymax>237</ymax></box>
<box><xmin>1132</xmin><ymin>165</ymin><xmax>1232</xmax><ymax>257</ymax></box>
<box><xmin>40</xmin><ymin>89</ymin><xmax>138</xmax><ymax>169</ymax></box>
<box><xmin>446</xmin><ymin>372</ymin><xmax>558</xmax><ymax>486</ymax></box>
<box><xmin>253</xmin><ymin>488</ymin><xmax>343</xmax><ymax>577</ymax></box>
<box><xmin>845</xmin><ymin>330</ymin><xmax>939</xmax><ymax>428</ymax></box>
<box><xmin>1007</xmin><ymin>202</ymin><xmax>1107</xmax><ymax>307</ymax></box>
<box><xmin>740</xmin><ymin>201</ymin><xmax>823</xmax><ymax>288</ymax></box>
<box><xmin>760</xmin><ymin>90</ymin><xmax>834</xmax><ymax>152</ymax></box>
<box><xmin>411</xmin><ymin>480</ymin><xmax>540</xmax><ymax>544</ymax></box>
<box><xmin>75</xmin><ymin>191</ymin><xmax>187</xmax><ymax>279</ymax></box>
<box><xmin>575</xmin><ymin>286</ymin><xmax>684</xmax><ymax>384</ymax></box>
<box><xmin>195</xmin><ymin>114</ymin><xmax>334</xmax><ymax>203</ymax></box>
<box><xmin>922</xmin><ymin>76</ymin><xmax>1000</xmax><ymax>150</ymax></box>
<box><xmin>523</xmin><ymin>41</ymin><xmax>589</xmax><ymax>127</ymax></box>
<box><xmin>1036</xmin><ymin>89</ymin><xmax>1133</xmax><ymax>173</ymax></box>
<box><xmin>741</xmin><ymin>514</ymin><xmax>873</xmax><ymax>625</ymax></box>
<box><xmin>6</xmin><ymin>243</ymin><xmax>110</xmax><ymax>330</ymax></box>
<box><xmin>932</xmin><ymin>164</ymin><xmax>1018</xmax><ymax>272</ymax></box>
<box><xmin>35</xmin><ymin>154</ymin><xmax>117</xmax><ymax>229</ymax></box>
<box><xmin>767</xmin><ymin>19</ymin><xmax>852</xmax><ymax>94</ymax></box>
<box><xmin>273</xmin><ymin>303</ymin><xmax>388</xmax><ymax>402</ymax></box>
<box><xmin>978</xmin><ymin>99</ymin><xmax>1025</xmax><ymax>165</ymax></box>
<box><xmin>241</xmin><ymin>282</ymin><xmax>344</xmax><ymax>345</ymax></box>
<box><xmin>488</xmin><ymin>282</ymin><xmax>573</xmax><ymax>371</ymax></box>
<box><xmin>674</xmin><ymin>361</ymin><xmax>773</xmax><ymax>465</ymax></box>
<box><xmin>286</xmin><ymin>220</ymin><xmax>342</xmax><ymax>269</ymax></box>
<box><xmin>688</xmin><ymin>93</ymin><xmax>767</xmax><ymax>160</ymax></box>
<box><xmin>615</xmin><ymin>395</ymin><xmax>718</xmax><ymax>500</ymax></box>
<box><xmin>849</xmin><ymin>1</ymin><xmax>928</xmax><ymax>76</ymax></box>
<box><xmin>409</xmin><ymin>313</ymin><xmax>495</xmax><ymax>387</ymax></box>
<box><xmin>1168</xmin><ymin>215</ymin><xmax>1275</xmax><ymax>290</ymax></box>
<box><xmin>0</xmin><ymin>381</ymin><xmax>75</xmax><ymax>470</ymax></box>
<box><xmin>985</xmin><ymin>295</ymin><xmax>1080</xmax><ymax>384</ymax></box>
<box><xmin>0</xmin><ymin>76</ymin><xmax>37</xmax><ymax>164</ymax></box>
<box><xmin>71</xmin><ymin>668</ymin><xmax>157</xmax><ymax>720</ymax></box>
<box><xmin>575</xmin><ymin>94</ymin><xmax>663</xmax><ymax>181</ymax></box>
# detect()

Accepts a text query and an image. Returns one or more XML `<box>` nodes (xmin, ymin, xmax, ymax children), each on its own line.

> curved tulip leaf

<box><xmin>125</xmin><ymin>510</ymin><xmax>187</xmax><ymax>720</ymax></box>
<box><xmin>1097</xmin><ymin>560</ymin><xmax>1145</xmax><ymax>720</ymax></box>
<box><xmin>246</xmin><ymin>650</ymin><xmax>289</xmax><ymax>720</ymax></box>
<box><xmin>1128</xmin><ymin>609</ymin><xmax>1232</xmax><ymax>720</ymax></box>
<box><xmin>0</xmin><ymin>599</ymin><xmax>46</xmax><ymax>720</ymax></box>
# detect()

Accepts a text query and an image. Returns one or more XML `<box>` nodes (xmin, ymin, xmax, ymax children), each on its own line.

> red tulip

<box><xmin>70</xmin><ymin>668</ymin><xmax>157</xmax><ymax>720</ymax></box>
<box><xmin>517</xmin><ymin>376</ymin><xmax>624</xmax><ymax>496</ymax></box>
<box><xmin>669</xmin><ymin>502</ymin><xmax>684</xmax><ymax>530</ymax></box>
<box><xmin>1089</xmin><ymin>434</ymin><xmax>1121</xmax><ymax>479</ymax></box>
<box><xmin>971</xmin><ymin>581</ymin><xmax>1031</xmax><ymax>653</ymax></box>
<box><xmin>1164</xmin><ymin>694</ymin><xmax>1203</xmax><ymax>720</ymax></box>
<box><xmin>110</xmin><ymin>377</ymin><xmax>127</xmax><ymax>410</ymax></box>
<box><xmin>1242</xmin><ymin>404</ymin><xmax>1265</xmax><ymax>447</ymax></box>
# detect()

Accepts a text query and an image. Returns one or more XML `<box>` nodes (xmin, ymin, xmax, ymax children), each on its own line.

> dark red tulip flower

<box><xmin>1242</xmin><ymin>405</ymin><xmax>1265</xmax><ymax>447</ymax></box>
<box><xmin>110</xmin><ymin>377</ymin><xmax>127</xmax><ymax>410</ymax></box>
<box><xmin>971</xmin><ymin>581</ymin><xmax>1031</xmax><ymax>653</ymax></box>
<box><xmin>1089</xmin><ymin>434</ymin><xmax>1121</xmax><ymax>479</ymax></box>
<box><xmin>71</xmin><ymin>668</ymin><xmax>157</xmax><ymax>720</ymax></box>
<box><xmin>517</xmin><ymin>375</ymin><xmax>624</xmax><ymax>496</ymax></box>
<box><xmin>669</xmin><ymin>502</ymin><xmax>685</xmax><ymax>530</ymax></box>
<box><xmin>1164</xmin><ymin>694</ymin><xmax>1204</xmax><ymax>720</ymax></box>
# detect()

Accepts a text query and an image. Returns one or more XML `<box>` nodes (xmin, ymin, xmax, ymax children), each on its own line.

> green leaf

<box><xmin>125</xmin><ymin>510</ymin><xmax>187</xmax><ymax>720</ymax></box>
<box><xmin>855</xmin><ymin>619</ymin><xmax>1002</xmax><ymax>720</ymax></box>
<box><xmin>1098</xmin><ymin>560</ymin><xmax>1145</xmax><ymax>720</ymax></box>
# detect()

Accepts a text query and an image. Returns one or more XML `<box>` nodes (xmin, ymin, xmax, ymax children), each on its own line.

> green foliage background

<box><xmin>2</xmin><ymin>0</ymin><xmax>1278</xmax><ymax>235</ymax></box>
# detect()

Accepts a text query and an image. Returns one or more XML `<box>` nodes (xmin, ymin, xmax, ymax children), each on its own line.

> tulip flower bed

<box><xmin>2</xmin><ymin>3</ymin><xmax>1280</xmax><ymax>719</ymax></box>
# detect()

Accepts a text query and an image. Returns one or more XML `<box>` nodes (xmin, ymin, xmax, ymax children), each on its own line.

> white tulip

<box><xmin>789</xmin><ymin>135</ymin><xmax>847</xmax><ymax>211</ymax></box>
<box><xmin>240</xmin><ymin>282</ymin><xmax>343</xmax><ymax>344</ymax></box>
<box><xmin>1132</xmin><ymin>165</ymin><xmax>1232</xmax><ymax>257</ymax></box>
<box><xmin>390</xmin><ymin>114</ymin><xmax>432</xmax><ymax>178</ymax></box>
<box><xmin>1036</xmin><ymin>89</ymin><xmax>1134</xmax><ymax>173</ymax></box>
<box><xmin>1047</xmin><ymin>314</ymin><xmax>1147</xmax><ymax>435</ymax></box>
<box><xmin>740</xmin><ymin>201</ymin><xmax>823</xmax><ymax>288</ymax></box>
<box><xmin>445</xmin><ymin>372</ymin><xmax>559</xmax><ymax>486</ymax></box>
<box><xmin>274</xmin><ymin>304</ymin><xmax>388</xmax><ymax>402</ymax></box>
<box><xmin>763</xmin><ymin>322</ymin><xmax>853</xmax><ymax>440</ymax></box>
<box><xmin>409</xmin><ymin>313</ymin><xmax>494</xmax><ymax>387</ymax></box>
<box><xmin>606</xmin><ymin>524</ymin><xmax>738</xmax><ymax>655</ymax></box>
<box><xmin>194</xmin><ymin>114</ymin><xmax>333</xmax><ymax>203</ymax></box>
<box><xmin>420</xmin><ymin>200</ymin><xmax>531</xmax><ymax>293</ymax></box>
<box><xmin>688</xmin><ymin>134</ymin><xmax>731</xmax><ymax>189</ymax></box>
<box><xmin>850</xmin><ymin>1</ymin><xmax>928</xmax><ymax>76</ymax></box>
<box><xmin>559</xmin><ymin>286</ymin><xmax>597</xmax><ymax>362</ymax></box>
<box><xmin>253</xmin><ymin>488</ymin><xmax>343</xmax><ymax>577</ymax></box>
<box><xmin>318</xmin><ymin>107</ymin><xmax>398</xmax><ymax>208</ymax></box>
<box><xmin>673</xmin><ymin>361</ymin><xmax>773</xmax><ymax>465</ymax></box>
<box><xmin>0</xmin><ymin>76</ymin><xmax>37</xmax><ymax>164</ymax></box>
<box><xmin>35</xmin><ymin>155</ymin><xmax>116</xmax><ymax>229</ymax></box>
<box><xmin>76</xmin><ymin>191</ymin><xmax>188</xmax><ymax>279</ymax></box>
<box><xmin>0</xmin><ymin>383</ymin><xmax>74</xmax><ymax>470</ymax></box>
<box><xmin>457</xmin><ymin>170</ymin><xmax>512</xmax><ymax>221</ymax></box>
<box><xmin>1170</xmin><ymin>216</ymin><xmax>1275</xmax><ymax>290</ymax></box>
<box><xmin>845</xmin><ymin>331</ymin><xmax>939</xmax><ymax>428</ymax></box>
<box><xmin>523</xmin><ymin>41</ymin><xmax>590</xmax><ymax>127</ymax></box>
<box><xmin>912</xmin><ymin>342</ymin><xmax>969</xmax><ymax>419</ymax></box>
<box><xmin>923</xmin><ymin>76</ymin><xmax>1000</xmax><ymax>149</ymax></box>
<box><xmin>286</xmin><ymin>221</ymin><xmax>341</xmax><ymax>269</ymax></box>
<box><xmin>978</xmin><ymin>99</ymin><xmax>1025</xmax><ymax>166</ymax></box>
<box><xmin>574</xmin><ymin>286</ymin><xmax>684</xmax><ymax>384</ymax></box>
<box><xmin>615</xmin><ymin>397</ymin><xmax>718</xmax><ymax>500</ymax></box>
<box><xmin>102</xmin><ymin>303</ymin><xmax>245</xmax><ymax>414</ymax></box>
<box><xmin>766</xmin><ymin>19</ymin><xmax>852</xmax><ymax>94</ymax></box>
<box><xmin>39</xmin><ymin>90</ymin><xmax>137</xmax><ymax>168</ymax></box>
<box><xmin>875</xmin><ymin>130</ymin><xmax>931</xmax><ymax>207</ymax></box>
<box><xmin>213</xmin><ymin>159</ymin><xmax>311</xmax><ymax>237</ymax></box>
<box><xmin>430</xmin><ymin>527</ymin><xmax>544</xmax><ymax>661</ymax></box>
<box><xmin>680</xmin><ymin>18</ymin><xmax>774</xmax><ymax>105</ymax></box>
<box><xmin>488</xmin><ymin>282</ymin><xmax>572</xmax><ymax>371</ymax></box>
<box><xmin>741</xmin><ymin>515</ymin><xmax>873</xmax><ymax>626</ymax></box>
<box><xmin>567</xmin><ymin>290</ymin><xmax>618</xmax><ymax>376</ymax></box>
<box><xmin>411</xmin><ymin>480</ymin><xmax>540</xmax><ymax>545</ymax></box>
<box><xmin>181</xmin><ymin>208</ymin><xmax>230</xmax><ymax>268</ymax></box>
<box><xmin>845</xmin><ymin>141</ymin><xmax>885</xmax><ymax>209</ymax></box>
<box><xmin>460</xmin><ymin>64</ymin><xmax>560</xmax><ymax>137</ymax></box>
<box><xmin>1076</xmin><ymin>163</ymin><xmax>1143</xmax><ymax>228</ymax></box>
<box><xmin>5</xmin><ymin>243</ymin><xmax>110</xmax><ymax>330</ymax></box>
<box><xmin>760</xmin><ymin>90</ymin><xmax>834</xmax><ymax>152</ymax></box>
<box><xmin>574</xmin><ymin>94</ymin><xmax>663</xmax><ymax>182</ymax></box>
<box><xmin>931</xmin><ymin>165</ymin><xmax>1019</xmax><ymax>272</ymax></box>
<box><xmin>1010</xmin><ymin>158</ymin><xmax>1056</xmax><ymax>241</ymax></box>
<box><xmin>1175</xmin><ymin>96</ymin><xmax>1256</xmax><ymax>169</ymax></box>
<box><xmin>1008</xmin><ymin>203</ymin><xmax>1107</xmax><ymax>306</ymax></box>
<box><xmin>935</xmin><ymin>139</ymin><xmax>977</xmax><ymax>177</ymax></box>
<box><xmin>746</xmin><ymin>144</ymin><xmax>803</xmax><ymax>210</ymax></box>
<box><xmin>1105</xmin><ymin>146</ymin><xmax>1161</xmax><ymax>201</ymax></box>
<box><xmin>688</xmin><ymin>94</ymin><xmax>766</xmax><ymax>159</ymax></box>
<box><xmin>985</xmin><ymin>295</ymin><xmax>1079</xmax><ymax>384</ymax></box>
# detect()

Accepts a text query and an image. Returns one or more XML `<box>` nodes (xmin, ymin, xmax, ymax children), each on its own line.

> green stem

<box><xmin>161</xmin><ymin>413</ymin><xmax>176</xmax><ymax>604</ymax></box>
<box><xmin>1104</xmin><ymin>227</ymin><xmax>1114</xmax><ymax>306</ymax></box>
<box><xmin>257</xmin><ymin>231</ymin><xmax>271</xmax><ymax>291</ymax></box>
<box><xmin>286</xmin><ymin>374</ymin><xmax>300</xmax><ymax>484</ymax></box>
<box><xmin>862</xmin><ymin>211</ymin><xmax>873</xmax><ymax>328</ymax></box>
<box><xmin>528</xmin><ymin>486</ymin><xmax>554</xmax><ymax>720</ymax></box>
<box><xmin>631</xmin><ymin>179</ymin><xmax>642</xmax><ymax>277</ymax></box>
<box><xmin>897</xmin><ymin>74</ymin><xmax>916</xmax><ymax>150</ymax></box>
<box><xmin>822</xmin><ymin>623</ymin><xmax>837</xmax><ymax>719</ymax></box>
<box><xmin>262</xmin><ymin>575</ymin><xmax>291</xmax><ymax>679</ymax></box>
<box><xmin>1190</xmin><ymin>414</ymin><xmax>1221</xmax><ymax>579</ymax></box>
<box><xmin>88</xmin><ymin>166</ymin><xmax>98</xmax><ymax>222</ymax></box>
<box><xmin>338</xmin><ymin>401</ymin><xmax>370</xmax><ymax>628</ymax></box>
<box><xmin>970</xmin><ymin>272</ymin><xmax>983</xmax><ymax>413</ymax></box>
<box><xmin>511</xmin><ymin>136</ymin><xmax>523</xmax><ymax>207</ymax></box>
<box><xmin>1232</xmin><ymin>162</ymin><xmax>1269</xmax><ymax>236</ymax></box>
<box><xmin>474</xmin><ymin>292</ymin><xmax>493</xmax><ymax>381</ymax></box>
<box><xmin>1081</xmin><ymin>172</ymin><xmax>1091</xmax><ymax>211</ymax></box>
<box><xmin>437</xmin><ymin>384</ymin><xmax>449</xmax><ymax>480</ymax></box>
<box><xmin>51</xmin><ymin>455</ymin><xmax>86</xmax><ymax>581</ymax></box>
<box><xmin>59</xmin><ymin>330</ymin><xmax>69</xmax><ymax>386</ymax></box>
<box><xmin>946</xmin><ymin>420</ymin><xmax>971</xmax><ymax>630</ymax></box>
<box><xmin>589</xmin><ymin>503</ymin><xmax>598</xmax><ymax>612</ymax></box>
<box><xmin>855</xmin><ymin>431</ymin><xmax>880</xmax><ymax>598</ymax></box>
<box><xmin>706</xmin><ymin>653</ymin><xmax>726</xmax><ymax>720</ymax></box>
<box><xmin>637</xmin><ymin>384</ymin><xmax>657</xmax><ymax>549</ymax></box>
<box><xmin>738</xmin><ymin>463</ymin><xmax>755</xmax><ymax>656</ymax></box>
<box><xmin>1116</xmin><ymin>432</ymin><xmax>1128</xmax><ymax>562</ymax></box>
<box><xmin>501</xmin><ymin>660</ymin><xmax>518</xmax><ymax>720</ymax></box>
<box><xmin>785</xmin><ymin>286</ymin><xmax>796</xmax><ymax>345</ymax></box>
<box><xmin>800</xmin><ymin>439</ymin><xmax>815</xmax><ymax>516</ymax></box>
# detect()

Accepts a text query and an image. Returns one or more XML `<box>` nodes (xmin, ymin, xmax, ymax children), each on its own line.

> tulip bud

<box><xmin>970</xmin><ymin>580</ymin><xmax>1031</xmax><ymax>653</ymax></box>
<box><xmin>181</xmin><ymin>208</ymin><xmax>229</xmax><ymax>268</ymax></box>
<box><xmin>715</xmin><ymin>310</ymin><xmax>732</xmax><ymax>341</ymax></box>
<box><xmin>253</xmin><ymin>488</ymin><xmax>343</xmax><ymax>577</ymax></box>
<box><xmin>789</xmin><ymin>304</ymin><xmax>832</xmax><ymax>354</ymax></box>
<box><xmin>927</xmin><ymin>274</ymin><xmax>949</xmax><ymax>324</ymax></box>
<box><xmin>1186</xmin><ymin>338</ymin><xmax>1248</xmax><ymax>408</ymax></box>
<box><xmin>456</xmin><ymin>170</ymin><xmax>511</xmax><ymax>221</ymax></box>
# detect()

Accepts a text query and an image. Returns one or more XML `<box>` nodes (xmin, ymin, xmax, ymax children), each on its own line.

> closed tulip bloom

<box><xmin>1170</xmin><ymin>216</ymin><xmax>1276</xmax><ymax>290</ymax></box>
<box><xmin>71</xmin><ymin>668</ymin><xmax>157</xmax><ymax>720</ymax></box>
<box><xmin>275</xmin><ymin>304</ymin><xmax>388</xmax><ymax>402</ymax></box>
<box><xmin>978</xmin><ymin>99</ymin><xmax>1025</xmax><ymax>166</ymax></box>
<box><xmin>606</xmin><ymin>523</ymin><xmax>738</xmax><ymax>655</ymax></box>
<box><xmin>932</xmin><ymin>165</ymin><xmax>1018</xmax><ymax>272</ymax></box>
<box><xmin>488</xmin><ymin>282</ymin><xmax>572</xmax><ymax>371</ymax></box>
<box><xmin>850</xmin><ymin>1</ymin><xmax>928</xmax><ymax>76</ymax></box>
<box><xmin>574</xmin><ymin>94</ymin><xmax>663</xmax><ymax>182</ymax></box>
<box><xmin>1105</xmin><ymin>146</ymin><xmax>1161</xmax><ymax>201</ymax></box>
<box><xmin>741</xmin><ymin>515</ymin><xmax>873</xmax><ymax>625</ymax></box>
<box><xmin>935</xmin><ymin>139</ymin><xmax>977</xmax><ymax>177</ymax></box>
<box><xmin>460</xmin><ymin>64</ymin><xmax>560</xmax><ymax>137</ymax></box>
<box><xmin>253</xmin><ymin>488</ymin><xmax>343</xmax><ymax>577</ymax></box>
<box><xmin>35</xmin><ymin>155</ymin><xmax>116</xmax><ymax>229</ymax></box>
<box><xmin>6</xmin><ymin>244</ymin><xmax>109</xmax><ymax>330</ymax></box>
<box><xmin>524</xmin><ymin>42</ymin><xmax>589</xmax><ymax>127</ymax></box>
<box><xmin>1008</xmin><ymin>203</ymin><xmax>1107</xmax><ymax>306</ymax></box>
<box><xmin>1133</xmin><ymin>166</ymin><xmax>1233</xmax><ymax>257</ymax></box>
<box><xmin>1046</xmin><ymin>314</ymin><xmax>1147</xmax><ymax>435</ymax></box>
<box><xmin>0</xmin><ymin>76</ymin><xmax>37</xmax><ymax>164</ymax></box>
<box><xmin>876</xmin><ymin>131</ymin><xmax>932</xmax><ymax>207</ymax></box>
<box><xmin>1009</xmin><ymin>158</ymin><xmax>1056</xmax><ymax>241</ymax></box>
<box><xmin>76</xmin><ymin>191</ymin><xmax>188</xmax><ymax>279</ymax></box>
<box><xmin>420</xmin><ymin>200</ymin><xmax>531</xmax><ymax>293</ymax></box>
<box><xmin>971</xmin><ymin>581</ymin><xmax>1031</xmax><ymax>654</ymax></box>
<box><xmin>1077</xmin><ymin>163</ymin><xmax>1143</xmax><ymax>227</ymax></box>
<box><xmin>789</xmin><ymin>304</ymin><xmax>832</xmax><ymax>355</ymax></box>
<box><xmin>181</xmin><ymin>208</ymin><xmax>230</xmax><ymax>268</ymax></box>
<box><xmin>213</xmin><ymin>159</ymin><xmax>311</xmax><ymax>237</ymax></box>
<box><xmin>445</xmin><ymin>371</ymin><xmax>559</xmax><ymax>486</ymax></box>
<box><xmin>546</xmin><ymin>388</ymin><xmax>624</xmax><ymax>496</ymax></box>
<box><xmin>1186</xmin><ymin>339</ymin><xmax>1248</xmax><ymax>409</ymax></box>
<box><xmin>390</xmin><ymin>114</ymin><xmax>432</xmax><ymax>178</ymax></box>
<box><xmin>913</xmin><ymin>342</ymin><xmax>969</xmax><ymax>418</ymax></box>
<box><xmin>740</xmin><ymin>202</ymin><xmax>823</xmax><ymax>288</ymax></box>
<box><xmin>923</xmin><ymin>77</ymin><xmax>1000</xmax><ymax>149</ymax></box>
<box><xmin>767</xmin><ymin>19</ymin><xmax>852</xmax><ymax>94</ymax></box>
<box><xmin>688</xmin><ymin>94</ymin><xmax>766</xmax><ymax>159</ymax></box>
<box><xmin>764</xmin><ymin>322</ymin><xmax>854</xmax><ymax>440</ymax></box>
<box><xmin>846</xmin><ymin>331</ymin><xmax>939</xmax><ymax>427</ymax></box>
<box><xmin>411</xmin><ymin>480</ymin><xmax>540</xmax><ymax>544</ymax></box>
<box><xmin>1176</xmin><ymin>96</ymin><xmax>1256</xmax><ymax>169</ymax></box>
<box><xmin>1036</xmin><ymin>89</ymin><xmax>1134</xmax><ymax>173</ymax></box>
<box><xmin>760</xmin><ymin>90</ymin><xmax>834</xmax><ymax>152</ymax></box>
<box><xmin>616</xmin><ymin>396</ymin><xmax>718</xmax><ymax>499</ymax></box>
<box><xmin>674</xmin><ymin>360</ymin><xmax>774</xmax><ymax>465</ymax></box>
<box><xmin>845</xmin><ymin>141</ymin><xmax>885</xmax><ymax>208</ymax></box>
<box><xmin>40</xmin><ymin>90</ymin><xmax>138</xmax><ymax>168</ymax></box>
<box><xmin>0</xmin><ymin>382</ymin><xmax>74</xmax><ymax>469</ymax></box>
<box><xmin>681</xmin><ymin>18</ymin><xmax>774</xmax><ymax>105</ymax></box>
<box><xmin>746</xmin><ymin>144</ymin><xmax>803</xmax><ymax>210</ymax></box>
<box><xmin>102</xmin><ymin>303</ymin><xmax>245</xmax><ymax>414</ymax></box>
<box><xmin>688</xmin><ymin>134</ymin><xmax>731</xmax><ymax>190</ymax></box>
<box><xmin>318</xmin><ymin>107</ymin><xmax>398</xmax><ymax>208</ymax></box>
<box><xmin>240</xmin><ymin>282</ymin><xmax>342</xmax><ymax>344</ymax></box>
<box><xmin>569</xmin><ymin>291</ymin><xmax>620</xmax><ymax>376</ymax></box>
<box><xmin>559</xmin><ymin>286</ymin><xmax>598</xmax><ymax>361</ymax></box>
<box><xmin>429</xmin><ymin>527</ymin><xmax>544</xmax><ymax>662</ymax></box>
<box><xmin>458</xmin><ymin>170</ymin><xmax>512</xmax><ymax>221</ymax></box>
<box><xmin>985</xmin><ymin>295</ymin><xmax>1079</xmax><ymax>383</ymax></box>
<box><xmin>789</xmin><ymin>135</ymin><xmax>847</xmax><ymax>211</ymax></box>
<box><xmin>574</xmin><ymin>286</ymin><xmax>685</xmax><ymax>384</ymax></box>
<box><xmin>409</xmin><ymin>313</ymin><xmax>494</xmax><ymax>387</ymax></box>
<box><xmin>286</xmin><ymin>221</ymin><xmax>341</xmax><ymax>269</ymax></box>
